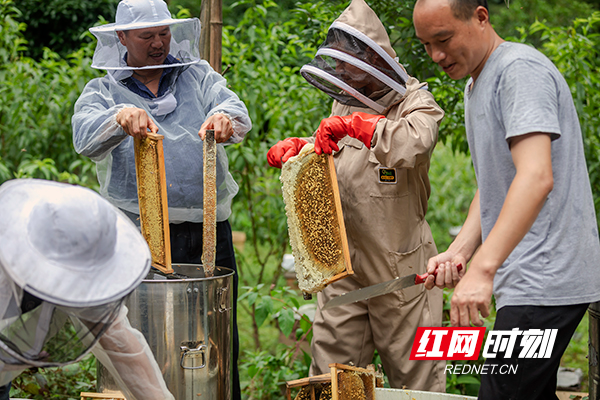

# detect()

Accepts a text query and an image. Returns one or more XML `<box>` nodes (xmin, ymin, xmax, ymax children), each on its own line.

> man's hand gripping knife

<box><xmin>314</xmin><ymin>112</ymin><xmax>385</xmax><ymax>154</ymax></box>
<box><xmin>424</xmin><ymin>253</ymin><xmax>492</xmax><ymax>328</ymax></box>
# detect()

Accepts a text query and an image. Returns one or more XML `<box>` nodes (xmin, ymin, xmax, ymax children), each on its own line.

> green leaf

<box><xmin>299</xmin><ymin>314</ymin><xmax>312</xmax><ymax>333</ymax></box>
<box><xmin>254</xmin><ymin>296</ymin><xmax>274</xmax><ymax>328</ymax></box>
<box><xmin>247</xmin><ymin>364</ymin><xmax>259</xmax><ymax>378</ymax></box>
<box><xmin>456</xmin><ymin>374</ymin><xmax>481</xmax><ymax>385</ymax></box>
<box><xmin>246</xmin><ymin>291</ymin><xmax>259</xmax><ymax>306</ymax></box>
<box><xmin>278</xmin><ymin>307</ymin><xmax>295</xmax><ymax>337</ymax></box>
<box><xmin>289</xmin><ymin>297</ymin><xmax>300</xmax><ymax>309</ymax></box>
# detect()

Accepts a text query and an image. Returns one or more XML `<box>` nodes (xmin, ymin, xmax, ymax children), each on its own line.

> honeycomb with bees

<box><xmin>280</xmin><ymin>143</ymin><xmax>352</xmax><ymax>296</ymax></box>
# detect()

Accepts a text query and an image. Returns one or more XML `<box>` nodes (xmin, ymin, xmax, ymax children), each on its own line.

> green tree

<box><xmin>489</xmin><ymin>0</ymin><xmax>597</xmax><ymax>46</ymax></box>
<box><xmin>222</xmin><ymin>0</ymin><xmax>337</xmax><ymax>344</ymax></box>
<box><xmin>13</xmin><ymin>0</ymin><xmax>119</xmax><ymax>59</ymax></box>
<box><xmin>0</xmin><ymin>0</ymin><xmax>100</xmax><ymax>186</ymax></box>
<box><xmin>524</xmin><ymin>13</ymin><xmax>600</xmax><ymax>223</ymax></box>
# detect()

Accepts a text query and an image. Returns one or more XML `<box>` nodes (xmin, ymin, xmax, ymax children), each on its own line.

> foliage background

<box><xmin>1</xmin><ymin>0</ymin><xmax>599</xmax><ymax>398</ymax></box>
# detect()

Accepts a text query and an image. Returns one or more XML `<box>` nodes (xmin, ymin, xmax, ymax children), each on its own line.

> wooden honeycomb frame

<box><xmin>330</xmin><ymin>364</ymin><xmax>378</xmax><ymax>400</ymax></box>
<box><xmin>324</xmin><ymin>153</ymin><xmax>353</xmax><ymax>285</ymax></box>
<box><xmin>80</xmin><ymin>391</ymin><xmax>125</xmax><ymax>399</ymax></box>
<box><xmin>133</xmin><ymin>132</ymin><xmax>173</xmax><ymax>274</ymax></box>
<box><xmin>286</xmin><ymin>372</ymin><xmax>332</xmax><ymax>400</ymax></box>
<box><xmin>202</xmin><ymin>129</ymin><xmax>217</xmax><ymax>276</ymax></box>
<box><xmin>285</xmin><ymin>364</ymin><xmax>383</xmax><ymax>400</ymax></box>
<box><xmin>280</xmin><ymin>146</ymin><xmax>353</xmax><ymax>297</ymax></box>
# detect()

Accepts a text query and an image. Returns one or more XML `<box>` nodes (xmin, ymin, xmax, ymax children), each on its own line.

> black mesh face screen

<box><xmin>0</xmin><ymin>299</ymin><xmax>122</xmax><ymax>368</ymax></box>
<box><xmin>321</xmin><ymin>28</ymin><xmax>405</xmax><ymax>87</ymax></box>
<box><xmin>300</xmin><ymin>27</ymin><xmax>405</xmax><ymax>108</ymax></box>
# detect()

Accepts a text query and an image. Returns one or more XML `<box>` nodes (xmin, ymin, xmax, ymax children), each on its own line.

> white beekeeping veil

<box><xmin>300</xmin><ymin>0</ymin><xmax>410</xmax><ymax>113</ymax></box>
<box><xmin>89</xmin><ymin>0</ymin><xmax>201</xmax><ymax>71</ymax></box>
<box><xmin>0</xmin><ymin>179</ymin><xmax>151</xmax><ymax>370</ymax></box>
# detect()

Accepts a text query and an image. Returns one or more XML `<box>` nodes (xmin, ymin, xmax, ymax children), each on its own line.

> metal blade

<box><xmin>322</xmin><ymin>273</ymin><xmax>418</xmax><ymax>310</ymax></box>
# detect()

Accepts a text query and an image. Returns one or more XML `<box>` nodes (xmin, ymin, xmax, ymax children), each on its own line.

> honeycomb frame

<box><xmin>280</xmin><ymin>144</ymin><xmax>353</xmax><ymax>295</ymax></box>
<box><xmin>134</xmin><ymin>132</ymin><xmax>173</xmax><ymax>274</ymax></box>
<box><xmin>286</xmin><ymin>373</ymin><xmax>332</xmax><ymax>400</ymax></box>
<box><xmin>285</xmin><ymin>364</ymin><xmax>383</xmax><ymax>400</ymax></box>
<box><xmin>202</xmin><ymin>129</ymin><xmax>217</xmax><ymax>276</ymax></box>
<box><xmin>330</xmin><ymin>364</ymin><xmax>378</xmax><ymax>400</ymax></box>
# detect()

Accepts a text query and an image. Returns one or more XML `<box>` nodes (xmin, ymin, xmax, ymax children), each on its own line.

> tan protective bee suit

<box><xmin>306</xmin><ymin>0</ymin><xmax>446</xmax><ymax>391</ymax></box>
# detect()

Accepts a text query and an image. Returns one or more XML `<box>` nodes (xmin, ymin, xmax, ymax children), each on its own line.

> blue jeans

<box><xmin>169</xmin><ymin>220</ymin><xmax>241</xmax><ymax>400</ymax></box>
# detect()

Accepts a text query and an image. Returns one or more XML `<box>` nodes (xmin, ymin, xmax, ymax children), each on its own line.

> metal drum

<box><xmin>590</xmin><ymin>302</ymin><xmax>600</xmax><ymax>399</ymax></box>
<box><xmin>98</xmin><ymin>264</ymin><xmax>234</xmax><ymax>399</ymax></box>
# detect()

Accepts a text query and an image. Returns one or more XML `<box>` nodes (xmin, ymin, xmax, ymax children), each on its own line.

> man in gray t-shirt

<box><xmin>463</xmin><ymin>41</ymin><xmax>600</xmax><ymax>310</ymax></box>
<box><xmin>414</xmin><ymin>0</ymin><xmax>600</xmax><ymax>399</ymax></box>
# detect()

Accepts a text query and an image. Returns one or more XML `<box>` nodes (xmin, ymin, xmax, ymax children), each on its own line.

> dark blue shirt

<box><xmin>121</xmin><ymin>54</ymin><xmax>177</xmax><ymax>99</ymax></box>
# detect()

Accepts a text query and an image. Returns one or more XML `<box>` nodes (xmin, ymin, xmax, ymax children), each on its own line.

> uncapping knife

<box><xmin>322</xmin><ymin>263</ymin><xmax>463</xmax><ymax>310</ymax></box>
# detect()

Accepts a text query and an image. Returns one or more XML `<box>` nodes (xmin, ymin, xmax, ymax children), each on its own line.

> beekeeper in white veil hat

<box><xmin>72</xmin><ymin>1</ymin><xmax>250</xmax><ymax>398</ymax></box>
<box><xmin>0</xmin><ymin>179</ymin><xmax>174</xmax><ymax>400</ymax></box>
<box><xmin>73</xmin><ymin>0</ymin><xmax>251</xmax><ymax>222</ymax></box>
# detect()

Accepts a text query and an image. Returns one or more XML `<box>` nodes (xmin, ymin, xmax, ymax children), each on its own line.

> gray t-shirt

<box><xmin>464</xmin><ymin>42</ymin><xmax>600</xmax><ymax>309</ymax></box>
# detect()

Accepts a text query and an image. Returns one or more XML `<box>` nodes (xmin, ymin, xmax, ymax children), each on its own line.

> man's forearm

<box><xmin>448</xmin><ymin>189</ymin><xmax>483</xmax><ymax>262</ymax></box>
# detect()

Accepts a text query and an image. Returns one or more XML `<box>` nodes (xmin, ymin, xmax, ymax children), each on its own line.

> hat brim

<box><xmin>90</xmin><ymin>17</ymin><xmax>195</xmax><ymax>33</ymax></box>
<box><xmin>0</xmin><ymin>180</ymin><xmax>151</xmax><ymax>308</ymax></box>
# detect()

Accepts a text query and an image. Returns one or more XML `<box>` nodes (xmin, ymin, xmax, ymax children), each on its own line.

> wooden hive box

<box><xmin>330</xmin><ymin>364</ymin><xmax>381</xmax><ymax>400</ymax></box>
<box><xmin>285</xmin><ymin>364</ymin><xmax>383</xmax><ymax>400</ymax></box>
<box><xmin>286</xmin><ymin>373</ymin><xmax>333</xmax><ymax>400</ymax></box>
<box><xmin>280</xmin><ymin>144</ymin><xmax>352</xmax><ymax>298</ymax></box>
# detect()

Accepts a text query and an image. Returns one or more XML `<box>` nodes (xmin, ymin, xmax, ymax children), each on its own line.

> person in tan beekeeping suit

<box><xmin>267</xmin><ymin>0</ymin><xmax>445</xmax><ymax>391</ymax></box>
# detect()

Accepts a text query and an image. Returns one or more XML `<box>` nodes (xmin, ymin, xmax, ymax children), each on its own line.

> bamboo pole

<box><xmin>199</xmin><ymin>0</ymin><xmax>223</xmax><ymax>73</ymax></box>
<box><xmin>199</xmin><ymin>0</ymin><xmax>210</xmax><ymax>61</ymax></box>
<box><xmin>210</xmin><ymin>0</ymin><xmax>223</xmax><ymax>73</ymax></box>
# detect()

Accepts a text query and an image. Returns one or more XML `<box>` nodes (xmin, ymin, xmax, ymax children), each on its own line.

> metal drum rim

<box><xmin>143</xmin><ymin>264</ymin><xmax>235</xmax><ymax>283</ymax></box>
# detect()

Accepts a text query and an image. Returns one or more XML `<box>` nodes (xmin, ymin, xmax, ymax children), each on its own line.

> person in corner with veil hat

<box><xmin>0</xmin><ymin>179</ymin><xmax>174</xmax><ymax>400</ymax></box>
<box><xmin>72</xmin><ymin>1</ymin><xmax>251</xmax><ymax>397</ymax></box>
<box><xmin>267</xmin><ymin>0</ymin><xmax>446</xmax><ymax>391</ymax></box>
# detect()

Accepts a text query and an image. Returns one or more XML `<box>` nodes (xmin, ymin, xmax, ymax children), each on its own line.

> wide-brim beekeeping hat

<box><xmin>93</xmin><ymin>0</ymin><xmax>189</xmax><ymax>32</ymax></box>
<box><xmin>300</xmin><ymin>0</ymin><xmax>410</xmax><ymax>113</ymax></box>
<box><xmin>89</xmin><ymin>0</ymin><xmax>200</xmax><ymax>70</ymax></box>
<box><xmin>0</xmin><ymin>179</ymin><xmax>151</xmax><ymax>308</ymax></box>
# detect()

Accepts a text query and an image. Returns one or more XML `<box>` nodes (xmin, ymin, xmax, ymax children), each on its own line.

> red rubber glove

<box><xmin>267</xmin><ymin>137</ymin><xmax>308</xmax><ymax>168</ymax></box>
<box><xmin>314</xmin><ymin>112</ymin><xmax>385</xmax><ymax>155</ymax></box>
